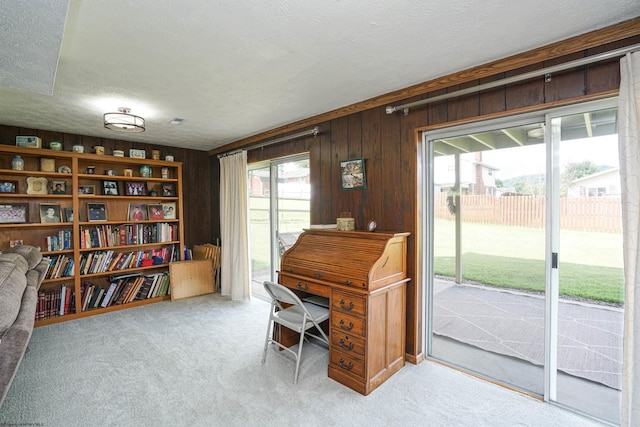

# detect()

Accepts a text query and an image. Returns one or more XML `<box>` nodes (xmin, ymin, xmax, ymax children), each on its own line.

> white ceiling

<box><xmin>0</xmin><ymin>1</ymin><xmax>638</xmax><ymax>152</ymax></box>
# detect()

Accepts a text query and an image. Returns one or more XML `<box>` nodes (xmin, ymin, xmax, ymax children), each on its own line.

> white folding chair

<box><xmin>261</xmin><ymin>281</ymin><xmax>329</xmax><ymax>383</ymax></box>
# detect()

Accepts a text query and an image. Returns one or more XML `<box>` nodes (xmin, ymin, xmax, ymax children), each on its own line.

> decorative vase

<box><xmin>11</xmin><ymin>155</ymin><xmax>24</xmax><ymax>170</ymax></box>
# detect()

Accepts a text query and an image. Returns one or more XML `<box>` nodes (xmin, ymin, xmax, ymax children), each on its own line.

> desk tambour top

<box><xmin>280</xmin><ymin>229</ymin><xmax>409</xmax><ymax>291</ymax></box>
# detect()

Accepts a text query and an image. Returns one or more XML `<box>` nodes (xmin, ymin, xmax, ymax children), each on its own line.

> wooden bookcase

<box><xmin>0</xmin><ymin>145</ymin><xmax>184</xmax><ymax>326</ymax></box>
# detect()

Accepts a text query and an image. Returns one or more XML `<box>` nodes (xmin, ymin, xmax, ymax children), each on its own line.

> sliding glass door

<box><xmin>429</xmin><ymin>119</ymin><xmax>548</xmax><ymax>395</ymax></box>
<box><xmin>424</xmin><ymin>99</ymin><xmax>622</xmax><ymax>424</ymax></box>
<box><xmin>248</xmin><ymin>155</ymin><xmax>310</xmax><ymax>300</ymax></box>
<box><xmin>552</xmin><ymin>107</ymin><xmax>623</xmax><ymax>421</ymax></box>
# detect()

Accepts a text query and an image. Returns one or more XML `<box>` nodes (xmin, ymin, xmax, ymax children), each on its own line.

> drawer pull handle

<box><xmin>339</xmin><ymin>319</ymin><xmax>354</xmax><ymax>331</ymax></box>
<box><xmin>338</xmin><ymin>358</ymin><xmax>354</xmax><ymax>371</ymax></box>
<box><xmin>296</xmin><ymin>282</ymin><xmax>309</xmax><ymax>290</ymax></box>
<box><xmin>314</xmin><ymin>273</ymin><xmax>324</xmax><ymax>278</ymax></box>
<box><xmin>339</xmin><ymin>299</ymin><xmax>354</xmax><ymax>311</ymax></box>
<box><xmin>345</xmin><ymin>280</ymin><xmax>351</xmax><ymax>285</ymax></box>
<box><xmin>339</xmin><ymin>339</ymin><xmax>354</xmax><ymax>351</ymax></box>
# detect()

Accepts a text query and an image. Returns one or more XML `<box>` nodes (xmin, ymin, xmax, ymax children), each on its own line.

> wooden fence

<box><xmin>434</xmin><ymin>193</ymin><xmax>622</xmax><ymax>233</ymax></box>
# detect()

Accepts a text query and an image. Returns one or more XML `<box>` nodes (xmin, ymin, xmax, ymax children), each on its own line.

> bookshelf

<box><xmin>0</xmin><ymin>145</ymin><xmax>184</xmax><ymax>326</ymax></box>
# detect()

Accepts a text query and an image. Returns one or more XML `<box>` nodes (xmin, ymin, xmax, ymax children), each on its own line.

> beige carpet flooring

<box><xmin>0</xmin><ymin>293</ymin><xmax>606</xmax><ymax>426</ymax></box>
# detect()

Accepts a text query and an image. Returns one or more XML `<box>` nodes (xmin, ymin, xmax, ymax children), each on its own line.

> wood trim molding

<box><xmin>209</xmin><ymin>18</ymin><xmax>639</xmax><ymax>156</ymax></box>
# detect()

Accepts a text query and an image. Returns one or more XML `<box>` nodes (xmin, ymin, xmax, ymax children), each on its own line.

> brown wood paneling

<box><xmin>361</xmin><ymin>107</ymin><xmax>382</xmax><ymax>226</ymax></box>
<box><xmin>347</xmin><ymin>113</ymin><xmax>364</xmax><ymax>227</ymax></box>
<box><xmin>479</xmin><ymin>73</ymin><xmax>507</xmax><ymax>116</ymax></box>
<box><xmin>317</xmin><ymin>125</ymin><xmax>333</xmax><ymax>224</ymax></box>
<box><xmin>379</xmin><ymin>105</ymin><xmax>402</xmax><ymax>230</ymax></box>
<box><xmin>447</xmin><ymin>80</ymin><xmax>481</xmax><ymax>122</ymax></box>
<box><xmin>505</xmin><ymin>63</ymin><xmax>545</xmax><ymax>110</ymax></box>
<box><xmin>332</xmin><ymin>116</ymin><xmax>351</xmax><ymax>219</ymax></box>
<box><xmin>544</xmin><ymin>51</ymin><xmax>586</xmax><ymax>102</ymax></box>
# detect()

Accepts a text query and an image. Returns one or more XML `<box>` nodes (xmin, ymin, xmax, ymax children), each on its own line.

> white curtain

<box><xmin>219</xmin><ymin>151</ymin><xmax>251</xmax><ymax>300</ymax></box>
<box><xmin>620</xmin><ymin>51</ymin><xmax>640</xmax><ymax>426</ymax></box>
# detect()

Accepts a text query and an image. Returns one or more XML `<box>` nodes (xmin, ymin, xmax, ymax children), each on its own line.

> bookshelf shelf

<box><xmin>0</xmin><ymin>145</ymin><xmax>184</xmax><ymax>326</ymax></box>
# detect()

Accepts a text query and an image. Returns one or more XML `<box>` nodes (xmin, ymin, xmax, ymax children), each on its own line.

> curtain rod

<box><xmin>216</xmin><ymin>126</ymin><xmax>320</xmax><ymax>159</ymax></box>
<box><xmin>386</xmin><ymin>43</ymin><xmax>640</xmax><ymax>115</ymax></box>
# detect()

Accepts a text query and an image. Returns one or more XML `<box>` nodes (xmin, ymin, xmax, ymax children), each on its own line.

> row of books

<box><xmin>80</xmin><ymin>272</ymin><xmax>170</xmax><ymax>310</ymax></box>
<box><xmin>45</xmin><ymin>229</ymin><xmax>72</xmax><ymax>252</ymax></box>
<box><xmin>80</xmin><ymin>223</ymin><xmax>179</xmax><ymax>249</ymax></box>
<box><xmin>36</xmin><ymin>285</ymin><xmax>75</xmax><ymax>320</ymax></box>
<box><xmin>44</xmin><ymin>254</ymin><xmax>74</xmax><ymax>279</ymax></box>
<box><xmin>79</xmin><ymin>249</ymin><xmax>160</xmax><ymax>275</ymax></box>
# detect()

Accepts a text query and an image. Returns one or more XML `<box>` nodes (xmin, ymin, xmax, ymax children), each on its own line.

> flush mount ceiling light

<box><xmin>104</xmin><ymin>107</ymin><xmax>145</xmax><ymax>133</ymax></box>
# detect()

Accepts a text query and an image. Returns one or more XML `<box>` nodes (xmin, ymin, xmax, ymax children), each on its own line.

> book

<box><xmin>101</xmin><ymin>282</ymin><xmax>118</xmax><ymax>308</ymax></box>
<box><xmin>310</xmin><ymin>224</ymin><xmax>337</xmax><ymax>229</ymax></box>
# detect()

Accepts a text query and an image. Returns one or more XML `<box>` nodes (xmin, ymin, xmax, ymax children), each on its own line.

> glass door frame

<box><xmin>419</xmin><ymin>97</ymin><xmax>619</xmax><ymax>403</ymax></box>
<box><xmin>248</xmin><ymin>153</ymin><xmax>310</xmax><ymax>289</ymax></box>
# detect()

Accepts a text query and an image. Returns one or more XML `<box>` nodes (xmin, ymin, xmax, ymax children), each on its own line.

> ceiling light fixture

<box><xmin>104</xmin><ymin>107</ymin><xmax>145</xmax><ymax>132</ymax></box>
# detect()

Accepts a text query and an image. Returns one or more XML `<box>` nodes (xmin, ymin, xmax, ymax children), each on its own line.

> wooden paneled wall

<box><xmin>0</xmin><ymin>126</ymin><xmax>214</xmax><ymax>248</ymax></box>
<box><xmin>211</xmin><ymin>21</ymin><xmax>640</xmax><ymax>363</ymax></box>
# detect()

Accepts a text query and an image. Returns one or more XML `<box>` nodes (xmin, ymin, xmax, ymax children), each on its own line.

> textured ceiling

<box><xmin>0</xmin><ymin>0</ymin><xmax>638</xmax><ymax>152</ymax></box>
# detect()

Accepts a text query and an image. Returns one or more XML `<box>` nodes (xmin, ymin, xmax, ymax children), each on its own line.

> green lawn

<box><xmin>434</xmin><ymin>219</ymin><xmax>624</xmax><ymax>305</ymax></box>
<box><xmin>249</xmin><ymin>196</ymin><xmax>309</xmax><ymax>271</ymax></box>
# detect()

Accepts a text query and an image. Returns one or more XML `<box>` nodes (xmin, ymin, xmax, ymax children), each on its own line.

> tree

<box><xmin>561</xmin><ymin>160</ymin><xmax>601</xmax><ymax>196</ymax></box>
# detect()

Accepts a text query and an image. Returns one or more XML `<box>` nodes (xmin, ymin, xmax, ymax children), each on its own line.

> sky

<box><xmin>480</xmin><ymin>134</ymin><xmax>619</xmax><ymax>180</ymax></box>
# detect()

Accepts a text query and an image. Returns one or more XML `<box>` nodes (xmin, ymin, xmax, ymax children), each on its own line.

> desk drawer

<box><xmin>280</xmin><ymin>276</ymin><xmax>329</xmax><ymax>298</ymax></box>
<box><xmin>331</xmin><ymin>290</ymin><xmax>366</xmax><ymax>316</ymax></box>
<box><xmin>331</xmin><ymin>330</ymin><xmax>365</xmax><ymax>356</ymax></box>
<box><xmin>331</xmin><ymin>349</ymin><xmax>364</xmax><ymax>378</ymax></box>
<box><xmin>331</xmin><ymin>311</ymin><xmax>365</xmax><ymax>337</ymax></box>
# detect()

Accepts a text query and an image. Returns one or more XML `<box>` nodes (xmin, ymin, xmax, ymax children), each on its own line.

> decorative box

<box><xmin>336</xmin><ymin>217</ymin><xmax>355</xmax><ymax>231</ymax></box>
<box><xmin>16</xmin><ymin>136</ymin><xmax>42</xmax><ymax>148</ymax></box>
<box><xmin>40</xmin><ymin>158</ymin><xmax>56</xmax><ymax>172</ymax></box>
<box><xmin>129</xmin><ymin>149</ymin><xmax>146</xmax><ymax>159</ymax></box>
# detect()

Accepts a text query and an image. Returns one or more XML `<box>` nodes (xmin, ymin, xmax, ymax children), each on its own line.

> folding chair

<box><xmin>261</xmin><ymin>281</ymin><xmax>330</xmax><ymax>383</ymax></box>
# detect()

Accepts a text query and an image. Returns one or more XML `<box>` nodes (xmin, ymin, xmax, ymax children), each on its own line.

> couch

<box><xmin>0</xmin><ymin>245</ymin><xmax>49</xmax><ymax>407</ymax></box>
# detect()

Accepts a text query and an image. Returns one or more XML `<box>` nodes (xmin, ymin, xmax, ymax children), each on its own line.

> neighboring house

<box><xmin>567</xmin><ymin>168</ymin><xmax>620</xmax><ymax>197</ymax></box>
<box><xmin>434</xmin><ymin>152</ymin><xmax>499</xmax><ymax>195</ymax></box>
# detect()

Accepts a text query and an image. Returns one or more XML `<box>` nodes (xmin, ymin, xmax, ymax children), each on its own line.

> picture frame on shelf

<box><xmin>147</xmin><ymin>204</ymin><xmax>164</xmax><ymax>220</ymax></box>
<box><xmin>87</xmin><ymin>203</ymin><xmax>107</xmax><ymax>222</ymax></box>
<box><xmin>9</xmin><ymin>239</ymin><xmax>23</xmax><ymax>248</ymax></box>
<box><xmin>63</xmin><ymin>208</ymin><xmax>75</xmax><ymax>222</ymax></box>
<box><xmin>340</xmin><ymin>158</ymin><xmax>367</xmax><ymax>190</ymax></box>
<box><xmin>0</xmin><ymin>180</ymin><xmax>18</xmax><ymax>194</ymax></box>
<box><xmin>0</xmin><ymin>204</ymin><xmax>28</xmax><ymax>224</ymax></box>
<box><xmin>128</xmin><ymin>203</ymin><xmax>147</xmax><ymax>221</ymax></box>
<box><xmin>39</xmin><ymin>203</ymin><xmax>62</xmax><ymax>223</ymax></box>
<box><xmin>26</xmin><ymin>177</ymin><xmax>48</xmax><ymax>195</ymax></box>
<box><xmin>161</xmin><ymin>202</ymin><xmax>176</xmax><ymax>219</ymax></box>
<box><xmin>160</xmin><ymin>182</ymin><xmax>176</xmax><ymax>197</ymax></box>
<box><xmin>78</xmin><ymin>185</ymin><xmax>96</xmax><ymax>195</ymax></box>
<box><xmin>50</xmin><ymin>179</ymin><xmax>67</xmax><ymax>194</ymax></box>
<box><xmin>124</xmin><ymin>181</ymin><xmax>147</xmax><ymax>196</ymax></box>
<box><xmin>102</xmin><ymin>180</ymin><xmax>119</xmax><ymax>196</ymax></box>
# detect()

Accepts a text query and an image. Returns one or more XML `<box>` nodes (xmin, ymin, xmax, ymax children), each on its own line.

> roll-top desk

<box><xmin>278</xmin><ymin>229</ymin><xmax>410</xmax><ymax>395</ymax></box>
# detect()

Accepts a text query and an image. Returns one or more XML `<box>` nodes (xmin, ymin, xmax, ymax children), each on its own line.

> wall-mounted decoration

<box><xmin>340</xmin><ymin>158</ymin><xmax>367</xmax><ymax>190</ymax></box>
